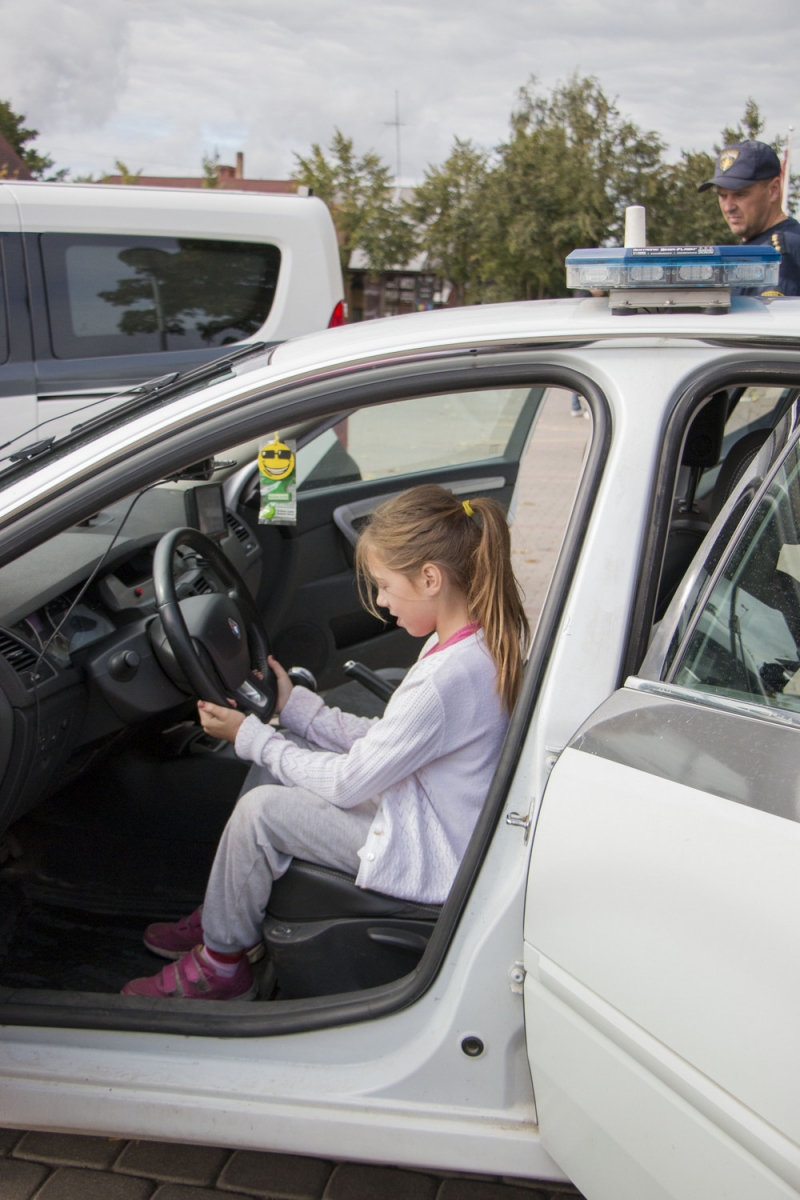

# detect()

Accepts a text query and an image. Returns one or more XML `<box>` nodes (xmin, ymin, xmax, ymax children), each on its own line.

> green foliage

<box><xmin>718</xmin><ymin>97</ymin><xmax>766</xmax><ymax>150</ymax></box>
<box><xmin>202</xmin><ymin>152</ymin><xmax>219</xmax><ymax>188</ymax></box>
<box><xmin>475</xmin><ymin>75</ymin><xmax>666</xmax><ymax>300</ymax></box>
<box><xmin>413</xmin><ymin>84</ymin><xmax>793</xmax><ymax>303</ymax></box>
<box><xmin>111</xmin><ymin>160</ymin><xmax>143</xmax><ymax>185</ymax></box>
<box><xmin>292</xmin><ymin>130</ymin><xmax>416</xmax><ymax>273</ymax></box>
<box><xmin>647</xmin><ymin>151</ymin><xmax>738</xmax><ymax>246</ymax></box>
<box><xmin>0</xmin><ymin>98</ymin><xmax>56</xmax><ymax>178</ymax></box>
<box><xmin>409</xmin><ymin>139</ymin><xmax>489</xmax><ymax>304</ymax></box>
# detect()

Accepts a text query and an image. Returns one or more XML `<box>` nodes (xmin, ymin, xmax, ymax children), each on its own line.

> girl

<box><xmin>123</xmin><ymin>484</ymin><xmax>529</xmax><ymax>1000</ymax></box>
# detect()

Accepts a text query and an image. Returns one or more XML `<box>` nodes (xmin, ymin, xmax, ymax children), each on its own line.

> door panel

<box><xmin>524</xmin><ymin>704</ymin><xmax>800</xmax><ymax>1198</ymax></box>
<box><xmin>239</xmin><ymin>385</ymin><xmax>547</xmax><ymax>689</ymax></box>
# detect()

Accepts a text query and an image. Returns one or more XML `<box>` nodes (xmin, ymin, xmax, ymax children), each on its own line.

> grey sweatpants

<box><xmin>201</xmin><ymin>734</ymin><xmax>378</xmax><ymax>953</ymax></box>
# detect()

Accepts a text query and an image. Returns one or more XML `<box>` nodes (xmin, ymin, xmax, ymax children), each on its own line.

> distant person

<box><xmin>698</xmin><ymin>140</ymin><xmax>800</xmax><ymax>297</ymax></box>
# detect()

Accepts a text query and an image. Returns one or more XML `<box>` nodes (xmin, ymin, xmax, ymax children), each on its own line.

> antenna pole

<box><xmin>384</xmin><ymin>91</ymin><xmax>405</xmax><ymax>187</ymax></box>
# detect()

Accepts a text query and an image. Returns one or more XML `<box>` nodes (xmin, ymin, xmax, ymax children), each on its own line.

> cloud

<box><xmin>1</xmin><ymin>0</ymin><xmax>798</xmax><ymax>182</ymax></box>
<box><xmin>0</xmin><ymin>0</ymin><xmax>132</xmax><ymax>132</ymax></box>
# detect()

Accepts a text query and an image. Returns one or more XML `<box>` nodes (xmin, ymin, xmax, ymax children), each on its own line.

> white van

<box><xmin>0</xmin><ymin>181</ymin><xmax>344</xmax><ymax>444</ymax></box>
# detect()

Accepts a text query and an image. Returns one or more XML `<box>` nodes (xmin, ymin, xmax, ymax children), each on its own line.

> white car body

<box><xmin>1</xmin><ymin>293</ymin><xmax>800</xmax><ymax>1199</ymax></box>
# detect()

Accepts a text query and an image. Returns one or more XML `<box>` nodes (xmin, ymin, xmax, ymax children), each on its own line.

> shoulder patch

<box><xmin>772</xmin><ymin>232</ymin><xmax>787</xmax><ymax>254</ymax></box>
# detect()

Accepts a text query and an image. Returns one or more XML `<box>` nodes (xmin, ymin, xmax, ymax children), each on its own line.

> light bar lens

<box><xmin>566</xmin><ymin>244</ymin><xmax>780</xmax><ymax>290</ymax></box>
<box><xmin>630</xmin><ymin>265</ymin><xmax>664</xmax><ymax>283</ymax></box>
<box><xmin>678</xmin><ymin>264</ymin><xmax>714</xmax><ymax>282</ymax></box>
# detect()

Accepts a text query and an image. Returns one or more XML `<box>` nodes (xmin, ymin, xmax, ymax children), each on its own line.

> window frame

<box><xmin>633</xmin><ymin>401</ymin><xmax>800</xmax><ymax>732</ymax></box>
<box><xmin>665</xmin><ymin>425</ymin><xmax>800</xmax><ymax>701</ymax></box>
<box><xmin>622</xmin><ymin>358</ymin><xmax>800</xmax><ymax>683</ymax></box>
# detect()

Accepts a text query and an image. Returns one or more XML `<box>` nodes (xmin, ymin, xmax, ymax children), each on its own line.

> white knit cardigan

<box><xmin>234</xmin><ymin>630</ymin><xmax>508</xmax><ymax>904</ymax></box>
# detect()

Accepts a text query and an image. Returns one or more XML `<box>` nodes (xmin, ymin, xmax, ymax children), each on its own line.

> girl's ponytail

<box><xmin>465</xmin><ymin>497</ymin><xmax>530</xmax><ymax>711</ymax></box>
<box><xmin>356</xmin><ymin>484</ymin><xmax>530</xmax><ymax>711</ymax></box>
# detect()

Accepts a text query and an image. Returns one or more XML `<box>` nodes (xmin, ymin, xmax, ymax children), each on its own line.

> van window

<box><xmin>40</xmin><ymin>234</ymin><xmax>281</xmax><ymax>359</ymax></box>
<box><xmin>0</xmin><ymin>250</ymin><xmax>8</xmax><ymax>365</ymax></box>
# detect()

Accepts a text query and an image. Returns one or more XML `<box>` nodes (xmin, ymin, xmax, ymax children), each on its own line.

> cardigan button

<box><xmin>366</xmin><ymin>852</ymin><xmax>375</xmax><ymax>861</ymax></box>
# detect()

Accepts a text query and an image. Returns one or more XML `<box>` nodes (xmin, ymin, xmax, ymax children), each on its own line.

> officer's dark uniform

<box><xmin>742</xmin><ymin>216</ymin><xmax>800</xmax><ymax>297</ymax></box>
<box><xmin>698</xmin><ymin>140</ymin><xmax>800</xmax><ymax>297</ymax></box>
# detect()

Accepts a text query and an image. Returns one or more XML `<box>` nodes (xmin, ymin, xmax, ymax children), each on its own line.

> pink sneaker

<box><xmin>143</xmin><ymin>908</ymin><xmax>264</xmax><ymax>963</ymax></box>
<box><xmin>121</xmin><ymin>946</ymin><xmax>256</xmax><ymax>1001</ymax></box>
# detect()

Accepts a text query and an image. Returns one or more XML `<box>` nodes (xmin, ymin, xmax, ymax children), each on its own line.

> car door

<box><xmin>230</xmin><ymin>382</ymin><xmax>549</xmax><ymax>690</ymax></box>
<box><xmin>0</xmin><ymin>190</ymin><xmax>37</xmax><ymax>446</ymax></box>
<box><xmin>524</xmin><ymin>420</ymin><xmax>800</xmax><ymax>1198</ymax></box>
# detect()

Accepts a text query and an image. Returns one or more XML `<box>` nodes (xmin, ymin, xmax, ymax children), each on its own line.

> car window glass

<box><xmin>40</xmin><ymin>234</ymin><xmax>281</xmax><ymax>359</ymax></box>
<box><xmin>0</xmin><ymin>248</ymin><xmax>8</xmax><ymax>366</ymax></box>
<box><xmin>673</xmin><ymin>438</ymin><xmax>800</xmax><ymax>712</ymax></box>
<box><xmin>695</xmin><ymin>387</ymin><xmax>792</xmax><ymax>502</ymax></box>
<box><xmin>296</xmin><ymin>387</ymin><xmax>539</xmax><ymax>491</ymax></box>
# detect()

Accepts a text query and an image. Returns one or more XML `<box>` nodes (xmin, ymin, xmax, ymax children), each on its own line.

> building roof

<box><xmin>0</xmin><ymin>133</ymin><xmax>33</xmax><ymax>181</ymax></box>
<box><xmin>102</xmin><ymin>175</ymin><xmax>299</xmax><ymax>192</ymax></box>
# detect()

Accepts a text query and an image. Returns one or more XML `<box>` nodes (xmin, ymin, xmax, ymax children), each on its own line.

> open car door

<box><xmin>523</xmin><ymin>424</ymin><xmax>800</xmax><ymax>1198</ymax></box>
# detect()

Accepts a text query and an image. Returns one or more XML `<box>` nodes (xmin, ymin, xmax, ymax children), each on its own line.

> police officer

<box><xmin>698</xmin><ymin>140</ymin><xmax>800</xmax><ymax>297</ymax></box>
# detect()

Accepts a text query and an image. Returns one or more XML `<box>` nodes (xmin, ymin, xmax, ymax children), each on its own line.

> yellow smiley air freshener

<box><xmin>258</xmin><ymin>434</ymin><xmax>297</xmax><ymax>525</ymax></box>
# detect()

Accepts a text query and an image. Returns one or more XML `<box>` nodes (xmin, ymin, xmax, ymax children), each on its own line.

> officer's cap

<box><xmin>697</xmin><ymin>140</ymin><xmax>782</xmax><ymax>192</ymax></box>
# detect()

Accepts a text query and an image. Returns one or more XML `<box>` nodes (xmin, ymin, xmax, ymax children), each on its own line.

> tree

<box><xmin>409</xmin><ymin>138</ymin><xmax>489</xmax><ymax>305</ymax></box>
<box><xmin>0</xmin><ymin>99</ymin><xmax>63</xmax><ymax>179</ymax></box>
<box><xmin>718</xmin><ymin>97</ymin><xmax>766</xmax><ymax>149</ymax></box>
<box><xmin>111</xmin><ymin>160</ymin><xmax>142</xmax><ymax>185</ymax></box>
<box><xmin>648</xmin><ymin>99</ymin><xmax>798</xmax><ymax>244</ymax></box>
<box><xmin>292</xmin><ymin>130</ymin><xmax>416</xmax><ymax>273</ymax></box>
<box><xmin>202</xmin><ymin>152</ymin><xmax>219</xmax><ymax>188</ymax></box>
<box><xmin>476</xmin><ymin>75</ymin><xmax>666</xmax><ymax>300</ymax></box>
<box><xmin>646</xmin><ymin>151</ymin><xmax>737</xmax><ymax>246</ymax></box>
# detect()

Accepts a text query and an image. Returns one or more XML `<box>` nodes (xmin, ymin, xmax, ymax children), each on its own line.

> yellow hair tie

<box><xmin>462</xmin><ymin>499</ymin><xmax>475</xmax><ymax>518</ymax></box>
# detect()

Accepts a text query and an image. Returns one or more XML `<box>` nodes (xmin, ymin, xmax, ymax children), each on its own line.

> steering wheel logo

<box><xmin>228</xmin><ymin>617</ymin><xmax>242</xmax><ymax>639</ymax></box>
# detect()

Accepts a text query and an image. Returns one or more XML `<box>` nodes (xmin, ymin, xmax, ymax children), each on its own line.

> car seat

<box><xmin>264</xmin><ymin>860</ymin><xmax>441</xmax><ymax>998</ymax></box>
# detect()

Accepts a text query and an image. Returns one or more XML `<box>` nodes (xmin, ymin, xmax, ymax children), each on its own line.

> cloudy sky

<box><xmin>1</xmin><ymin>0</ymin><xmax>799</xmax><ymax>185</ymax></box>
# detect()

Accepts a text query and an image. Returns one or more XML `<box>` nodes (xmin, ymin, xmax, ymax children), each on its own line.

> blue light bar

<box><xmin>566</xmin><ymin>244</ymin><xmax>780</xmax><ymax>290</ymax></box>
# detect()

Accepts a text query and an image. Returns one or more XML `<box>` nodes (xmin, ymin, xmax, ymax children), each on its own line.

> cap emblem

<box><xmin>719</xmin><ymin>150</ymin><xmax>740</xmax><ymax>172</ymax></box>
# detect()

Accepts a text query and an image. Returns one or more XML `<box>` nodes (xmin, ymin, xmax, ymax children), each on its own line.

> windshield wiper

<box><xmin>0</xmin><ymin>373</ymin><xmax>185</xmax><ymax>466</ymax></box>
<box><xmin>0</xmin><ymin>343</ymin><xmax>267</xmax><ymax>479</ymax></box>
<box><xmin>8</xmin><ymin>437</ymin><xmax>56</xmax><ymax>464</ymax></box>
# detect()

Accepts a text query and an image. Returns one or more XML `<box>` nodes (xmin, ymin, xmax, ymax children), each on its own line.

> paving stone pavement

<box><xmin>0</xmin><ymin>1129</ymin><xmax>584</xmax><ymax>1199</ymax></box>
<box><xmin>509</xmin><ymin>388</ymin><xmax>591</xmax><ymax>630</ymax></box>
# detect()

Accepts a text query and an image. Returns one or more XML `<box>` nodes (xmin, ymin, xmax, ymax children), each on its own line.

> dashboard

<box><xmin>0</xmin><ymin>485</ymin><xmax>262</xmax><ymax>832</ymax></box>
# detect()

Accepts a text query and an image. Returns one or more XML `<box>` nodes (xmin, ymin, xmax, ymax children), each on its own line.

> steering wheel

<box><xmin>150</xmin><ymin>527</ymin><xmax>277</xmax><ymax>718</ymax></box>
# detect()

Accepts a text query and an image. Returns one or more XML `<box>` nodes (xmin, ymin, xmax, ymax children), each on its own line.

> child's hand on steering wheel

<box><xmin>197</xmin><ymin>699</ymin><xmax>246</xmax><ymax>742</ymax></box>
<box><xmin>268</xmin><ymin>655</ymin><xmax>294</xmax><ymax>714</ymax></box>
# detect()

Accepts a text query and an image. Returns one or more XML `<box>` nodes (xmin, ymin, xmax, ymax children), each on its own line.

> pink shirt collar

<box><xmin>423</xmin><ymin>622</ymin><xmax>481</xmax><ymax>657</ymax></box>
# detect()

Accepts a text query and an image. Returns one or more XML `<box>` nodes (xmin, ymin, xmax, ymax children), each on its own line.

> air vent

<box><xmin>226</xmin><ymin>511</ymin><xmax>249</xmax><ymax>544</ymax></box>
<box><xmin>189</xmin><ymin>575</ymin><xmax>215</xmax><ymax>596</ymax></box>
<box><xmin>0</xmin><ymin>630</ymin><xmax>55</xmax><ymax>689</ymax></box>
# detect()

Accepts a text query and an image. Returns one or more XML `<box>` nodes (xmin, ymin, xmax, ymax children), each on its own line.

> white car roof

<box><xmin>268</xmin><ymin>293</ymin><xmax>800</xmax><ymax>379</ymax></box>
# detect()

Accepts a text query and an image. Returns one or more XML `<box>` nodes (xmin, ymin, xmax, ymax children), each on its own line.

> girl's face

<box><xmin>367</xmin><ymin>552</ymin><xmax>439</xmax><ymax>639</ymax></box>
